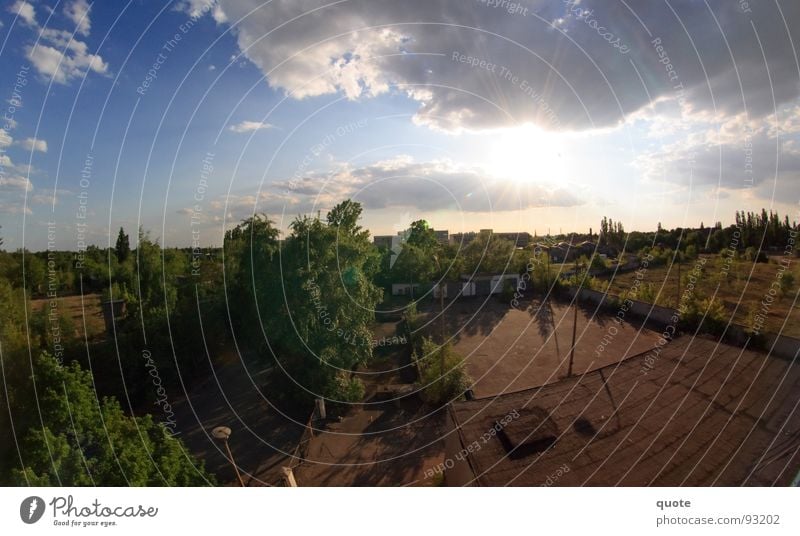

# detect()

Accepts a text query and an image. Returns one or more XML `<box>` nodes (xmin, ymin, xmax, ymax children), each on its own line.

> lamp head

<box><xmin>212</xmin><ymin>426</ymin><xmax>232</xmax><ymax>441</ymax></box>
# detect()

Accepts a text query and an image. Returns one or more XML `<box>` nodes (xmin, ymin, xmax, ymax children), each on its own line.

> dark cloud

<box><xmin>265</xmin><ymin>157</ymin><xmax>582</xmax><ymax>214</ymax></box>
<box><xmin>215</xmin><ymin>0</ymin><xmax>800</xmax><ymax>131</ymax></box>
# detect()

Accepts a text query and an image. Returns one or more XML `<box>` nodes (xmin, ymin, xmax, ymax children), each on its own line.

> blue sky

<box><xmin>1</xmin><ymin>0</ymin><xmax>799</xmax><ymax>251</ymax></box>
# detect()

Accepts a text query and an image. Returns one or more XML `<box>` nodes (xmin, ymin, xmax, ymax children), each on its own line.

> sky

<box><xmin>0</xmin><ymin>0</ymin><xmax>799</xmax><ymax>251</ymax></box>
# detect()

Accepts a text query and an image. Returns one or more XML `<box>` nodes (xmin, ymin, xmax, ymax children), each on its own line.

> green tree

<box><xmin>391</xmin><ymin>220</ymin><xmax>441</xmax><ymax>298</ymax></box>
<box><xmin>269</xmin><ymin>200</ymin><xmax>382</xmax><ymax>401</ymax></box>
<box><xmin>25</xmin><ymin>253</ymin><xmax>46</xmax><ymax>295</ymax></box>
<box><xmin>224</xmin><ymin>214</ymin><xmax>281</xmax><ymax>346</ymax></box>
<box><xmin>115</xmin><ymin>227</ymin><xmax>131</xmax><ymax>263</ymax></box>
<box><xmin>9</xmin><ymin>353</ymin><xmax>214</xmax><ymax>486</ymax></box>
<box><xmin>461</xmin><ymin>231</ymin><xmax>516</xmax><ymax>274</ymax></box>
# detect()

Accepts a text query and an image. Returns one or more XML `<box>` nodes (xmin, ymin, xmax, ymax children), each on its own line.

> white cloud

<box><xmin>64</xmin><ymin>0</ymin><xmax>91</xmax><ymax>37</ymax></box>
<box><xmin>175</xmin><ymin>0</ymin><xmax>226</xmax><ymax>22</ymax></box>
<box><xmin>18</xmin><ymin>137</ymin><xmax>47</xmax><ymax>153</ymax></box>
<box><xmin>0</xmin><ymin>175</ymin><xmax>33</xmax><ymax>191</ymax></box>
<box><xmin>7</xmin><ymin>0</ymin><xmax>36</xmax><ymax>26</ymax></box>
<box><xmin>12</xmin><ymin>3</ymin><xmax>109</xmax><ymax>85</ymax></box>
<box><xmin>26</xmin><ymin>38</ymin><xmax>108</xmax><ymax>84</ymax></box>
<box><xmin>228</xmin><ymin>120</ymin><xmax>275</xmax><ymax>133</ymax></box>
<box><xmin>0</xmin><ymin>130</ymin><xmax>12</xmax><ymax>148</ymax></box>
<box><xmin>0</xmin><ymin>153</ymin><xmax>33</xmax><ymax>175</ymax></box>
<box><xmin>212</xmin><ymin>4</ymin><xmax>227</xmax><ymax>24</ymax></box>
<box><xmin>31</xmin><ymin>188</ymin><xmax>70</xmax><ymax>205</ymax></box>
<box><xmin>633</xmin><ymin>106</ymin><xmax>800</xmax><ymax>203</ymax></box>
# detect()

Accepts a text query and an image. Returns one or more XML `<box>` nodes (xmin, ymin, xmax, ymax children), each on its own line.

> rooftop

<box><xmin>448</xmin><ymin>335</ymin><xmax>800</xmax><ymax>486</ymax></box>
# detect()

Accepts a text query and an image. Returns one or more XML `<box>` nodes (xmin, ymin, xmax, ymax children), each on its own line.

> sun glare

<box><xmin>487</xmin><ymin>125</ymin><xmax>567</xmax><ymax>184</ymax></box>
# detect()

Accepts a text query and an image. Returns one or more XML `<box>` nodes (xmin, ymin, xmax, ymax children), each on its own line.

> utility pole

<box><xmin>568</xmin><ymin>255</ymin><xmax>578</xmax><ymax>377</ymax></box>
<box><xmin>676</xmin><ymin>253</ymin><xmax>681</xmax><ymax>309</ymax></box>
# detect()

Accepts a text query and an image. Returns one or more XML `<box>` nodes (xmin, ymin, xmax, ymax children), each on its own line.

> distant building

<box><xmin>460</xmin><ymin>273</ymin><xmax>519</xmax><ymax>296</ymax></box>
<box><xmin>449</xmin><ymin>232</ymin><xmax>477</xmax><ymax>246</ymax></box>
<box><xmin>433</xmin><ymin>229</ymin><xmax>449</xmax><ymax>246</ymax></box>
<box><xmin>433</xmin><ymin>281</ymin><xmax>476</xmax><ymax>298</ymax></box>
<box><xmin>391</xmin><ymin>283</ymin><xmax>421</xmax><ymax>296</ymax></box>
<box><xmin>495</xmin><ymin>232</ymin><xmax>532</xmax><ymax>248</ymax></box>
<box><xmin>373</xmin><ymin>235</ymin><xmax>394</xmax><ymax>249</ymax></box>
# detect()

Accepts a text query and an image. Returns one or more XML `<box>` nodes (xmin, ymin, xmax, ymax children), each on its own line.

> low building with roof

<box><xmin>444</xmin><ymin>335</ymin><xmax>800</xmax><ymax>486</ymax></box>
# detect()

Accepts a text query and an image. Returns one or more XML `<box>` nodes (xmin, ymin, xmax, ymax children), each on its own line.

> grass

<box><xmin>598</xmin><ymin>254</ymin><xmax>800</xmax><ymax>338</ymax></box>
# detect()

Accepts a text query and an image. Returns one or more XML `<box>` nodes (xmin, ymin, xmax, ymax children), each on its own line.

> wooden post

<box><xmin>282</xmin><ymin>467</ymin><xmax>298</xmax><ymax>487</ymax></box>
<box><xmin>316</xmin><ymin>397</ymin><xmax>326</xmax><ymax>420</ymax></box>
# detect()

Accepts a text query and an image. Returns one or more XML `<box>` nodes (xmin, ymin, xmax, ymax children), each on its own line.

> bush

<box><xmin>501</xmin><ymin>279</ymin><xmax>516</xmax><ymax>302</ymax></box>
<box><xmin>414</xmin><ymin>337</ymin><xmax>471</xmax><ymax>406</ymax></box>
<box><xmin>779</xmin><ymin>271</ymin><xmax>795</xmax><ymax>297</ymax></box>
<box><xmin>744</xmin><ymin>247</ymin><xmax>768</xmax><ymax>263</ymax></box>
<box><xmin>403</xmin><ymin>301</ymin><xmax>420</xmax><ymax>331</ymax></box>
<box><xmin>588</xmin><ymin>253</ymin><xmax>609</xmax><ymax>272</ymax></box>
<box><xmin>680</xmin><ymin>294</ymin><xmax>728</xmax><ymax>335</ymax></box>
<box><xmin>335</xmin><ymin>374</ymin><xmax>366</xmax><ymax>402</ymax></box>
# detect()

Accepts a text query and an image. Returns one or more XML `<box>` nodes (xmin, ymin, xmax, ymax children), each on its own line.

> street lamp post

<box><xmin>433</xmin><ymin>254</ymin><xmax>447</xmax><ymax>378</ymax></box>
<box><xmin>212</xmin><ymin>426</ymin><xmax>245</xmax><ymax>487</ymax></box>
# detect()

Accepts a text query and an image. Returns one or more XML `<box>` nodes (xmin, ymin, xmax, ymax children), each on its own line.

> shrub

<box><xmin>414</xmin><ymin>337</ymin><xmax>471</xmax><ymax>406</ymax></box>
<box><xmin>779</xmin><ymin>271</ymin><xmax>795</xmax><ymax>297</ymax></box>
<box><xmin>744</xmin><ymin>247</ymin><xmax>768</xmax><ymax>263</ymax></box>
<box><xmin>336</xmin><ymin>374</ymin><xmax>366</xmax><ymax>402</ymax></box>
<box><xmin>681</xmin><ymin>294</ymin><xmax>728</xmax><ymax>335</ymax></box>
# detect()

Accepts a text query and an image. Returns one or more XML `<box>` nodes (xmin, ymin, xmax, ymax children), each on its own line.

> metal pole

<box><xmin>224</xmin><ymin>439</ymin><xmax>245</xmax><ymax>487</ymax></box>
<box><xmin>568</xmin><ymin>256</ymin><xmax>578</xmax><ymax>377</ymax></box>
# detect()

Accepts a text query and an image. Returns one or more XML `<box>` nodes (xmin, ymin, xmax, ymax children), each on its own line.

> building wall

<box><xmin>443</xmin><ymin>408</ymin><xmax>477</xmax><ymax>487</ymax></box>
<box><xmin>391</xmin><ymin>283</ymin><xmax>420</xmax><ymax>296</ymax></box>
<box><xmin>373</xmin><ymin>235</ymin><xmax>393</xmax><ymax>249</ymax></box>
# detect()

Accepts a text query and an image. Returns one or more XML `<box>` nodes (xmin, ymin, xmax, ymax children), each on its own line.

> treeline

<box><xmin>0</xmin><ymin>223</ymin><xmax>227</xmax><ymax>485</ymax></box>
<box><xmin>628</xmin><ymin>210</ymin><xmax>798</xmax><ymax>257</ymax></box>
<box><xmin>0</xmin><ymin>199</ymin><xmax>386</xmax><ymax>485</ymax></box>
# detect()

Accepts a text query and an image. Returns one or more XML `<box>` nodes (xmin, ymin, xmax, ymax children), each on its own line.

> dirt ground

<box><xmin>293</xmin><ymin>320</ymin><xmax>447</xmax><ymax>486</ymax></box>
<box><xmin>170</xmin><ymin>351</ymin><xmax>308</xmax><ymax>487</ymax></box>
<box><xmin>418</xmin><ymin>296</ymin><xmax>662</xmax><ymax>398</ymax></box>
<box><xmin>29</xmin><ymin>292</ymin><xmax>106</xmax><ymax>340</ymax></box>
